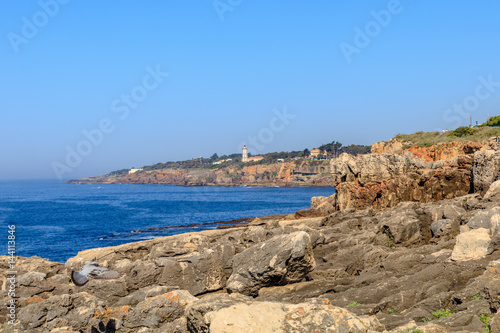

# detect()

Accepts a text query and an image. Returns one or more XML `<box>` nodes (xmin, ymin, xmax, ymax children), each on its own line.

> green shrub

<box><xmin>346</xmin><ymin>301</ymin><xmax>359</xmax><ymax>307</ymax></box>
<box><xmin>432</xmin><ymin>308</ymin><xmax>451</xmax><ymax>318</ymax></box>
<box><xmin>448</xmin><ymin>126</ymin><xmax>475</xmax><ymax>137</ymax></box>
<box><xmin>473</xmin><ymin>296</ymin><xmax>483</xmax><ymax>300</ymax></box>
<box><xmin>482</xmin><ymin>115</ymin><xmax>500</xmax><ymax>126</ymax></box>
<box><xmin>481</xmin><ymin>314</ymin><xmax>491</xmax><ymax>324</ymax></box>
<box><xmin>389</xmin><ymin>307</ymin><xmax>398</xmax><ymax>314</ymax></box>
<box><xmin>387</xmin><ymin>238</ymin><xmax>396</xmax><ymax>248</ymax></box>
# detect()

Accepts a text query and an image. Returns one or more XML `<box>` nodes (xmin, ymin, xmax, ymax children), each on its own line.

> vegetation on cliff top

<box><xmin>395</xmin><ymin>116</ymin><xmax>500</xmax><ymax>148</ymax></box>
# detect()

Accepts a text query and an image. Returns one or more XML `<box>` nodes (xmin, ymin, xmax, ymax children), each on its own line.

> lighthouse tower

<box><xmin>242</xmin><ymin>145</ymin><xmax>248</xmax><ymax>163</ymax></box>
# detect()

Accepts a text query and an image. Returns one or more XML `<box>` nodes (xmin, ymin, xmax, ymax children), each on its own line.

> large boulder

<box><xmin>380</xmin><ymin>212</ymin><xmax>421</xmax><ymax>245</ymax></box>
<box><xmin>472</xmin><ymin>149</ymin><xmax>500</xmax><ymax>193</ymax></box>
<box><xmin>467</xmin><ymin>207</ymin><xmax>500</xmax><ymax>234</ymax></box>
<box><xmin>430</xmin><ymin>219</ymin><xmax>454</xmax><ymax>238</ymax></box>
<box><xmin>226</xmin><ymin>231</ymin><xmax>316</xmax><ymax>296</ymax></box>
<box><xmin>451</xmin><ymin>228</ymin><xmax>492</xmax><ymax>261</ymax></box>
<box><xmin>484</xmin><ymin>180</ymin><xmax>500</xmax><ymax>201</ymax></box>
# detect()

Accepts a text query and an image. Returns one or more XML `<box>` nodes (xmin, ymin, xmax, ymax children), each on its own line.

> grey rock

<box><xmin>157</xmin><ymin>316</ymin><xmax>188</xmax><ymax>333</ymax></box>
<box><xmin>123</xmin><ymin>290</ymin><xmax>196</xmax><ymax>329</ymax></box>
<box><xmin>257</xmin><ymin>280</ymin><xmax>338</xmax><ymax>304</ymax></box>
<box><xmin>380</xmin><ymin>214</ymin><xmax>421</xmax><ymax>245</ymax></box>
<box><xmin>467</xmin><ymin>207</ymin><xmax>500</xmax><ymax>234</ymax></box>
<box><xmin>430</xmin><ymin>219</ymin><xmax>453</xmax><ymax>237</ymax></box>
<box><xmin>472</xmin><ymin>149</ymin><xmax>500</xmax><ymax>193</ymax></box>
<box><xmin>17</xmin><ymin>292</ymin><xmax>103</xmax><ymax>332</ymax></box>
<box><xmin>226</xmin><ymin>231</ymin><xmax>316</xmax><ymax>296</ymax></box>
<box><xmin>114</xmin><ymin>285</ymin><xmax>179</xmax><ymax>307</ymax></box>
<box><xmin>443</xmin><ymin>204</ymin><xmax>466</xmax><ymax>220</ymax></box>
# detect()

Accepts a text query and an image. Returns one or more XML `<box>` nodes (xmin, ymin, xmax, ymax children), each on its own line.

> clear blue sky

<box><xmin>1</xmin><ymin>1</ymin><xmax>499</xmax><ymax>179</ymax></box>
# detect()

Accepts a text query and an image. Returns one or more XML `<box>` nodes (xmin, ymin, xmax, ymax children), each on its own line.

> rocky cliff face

<box><xmin>295</xmin><ymin>141</ymin><xmax>500</xmax><ymax>216</ymax></box>
<box><xmin>372</xmin><ymin>138</ymin><xmax>496</xmax><ymax>162</ymax></box>
<box><xmin>331</xmin><ymin>152</ymin><xmax>473</xmax><ymax>211</ymax></box>
<box><xmin>3</xmin><ymin>183</ymin><xmax>500</xmax><ymax>332</ymax></box>
<box><xmin>70</xmin><ymin>160</ymin><xmax>335</xmax><ymax>187</ymax></box>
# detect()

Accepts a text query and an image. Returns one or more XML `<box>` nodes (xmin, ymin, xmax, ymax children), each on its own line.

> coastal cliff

<box><xmin>293</xmin><ymin>139</ymin><xmax>500</xmax><ymax>217</ymax></box>
<box><xmin>69</xmin><ymin>160</ymin><xmax>335</xmax><ymax>187</ymax></box>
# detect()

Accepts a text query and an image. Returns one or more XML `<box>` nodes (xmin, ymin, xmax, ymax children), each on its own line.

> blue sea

<box><xmin>0</xmin><ymin>180</ymin><xmax>334</xmax><ymax>263</ymax></box>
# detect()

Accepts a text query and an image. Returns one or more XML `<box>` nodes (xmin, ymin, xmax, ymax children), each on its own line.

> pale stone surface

<box><xmin>451</xmin><ymin>228</ymin><xmax>492</xmax><ymax>261</ymax></box>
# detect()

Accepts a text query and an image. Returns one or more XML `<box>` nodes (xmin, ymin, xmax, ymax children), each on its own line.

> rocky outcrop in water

<box><xmin>3</xmin><ymin>179</ymin><xmax>500</xmax><ymax>332</ymax></box>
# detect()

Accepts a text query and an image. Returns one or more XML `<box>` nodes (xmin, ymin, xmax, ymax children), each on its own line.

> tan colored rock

<box><xmin>451</xmin><ymin>228</ymin><xmax>492</xmax><ymax>261</ymax></box>
<box><xmin>189</xmin><ymin>296</ymin><xmax>382</xmax><ymax>333</ymax></box>
<box><xmin>485</xmin><ymin>179</ymin><xmax>500</xmax><ymax>201</ymax></box>
<box><xmin>490</xmin><ymin>312</ymin><xmax>500</xmax><ymax>333</ymax></box>
<box><xmin>372</xmin><ymin>138</ymin><xmax>490</xmax><ymax>163</ymax></box>
<box><xmin>209</xmin><ymin>302</ymin><xmax>286</xmax><ymax>332</ymax></box>
<box><xmin>371</xmin><ymin>139</ymin><xmax>403</xmax><ymax>155</ymax></box>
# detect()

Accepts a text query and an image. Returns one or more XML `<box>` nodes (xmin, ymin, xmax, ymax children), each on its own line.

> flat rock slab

<box><xmin>189</xmin><ymin>297</ymin><xmax>383</xmax><ymax>333</ymax></box>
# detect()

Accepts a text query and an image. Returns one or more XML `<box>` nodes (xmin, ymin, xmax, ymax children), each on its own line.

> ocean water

<box><xmin>0</xmin><ymin>180</ymin><xmax>334</xmax><ymax>263</ymax></box>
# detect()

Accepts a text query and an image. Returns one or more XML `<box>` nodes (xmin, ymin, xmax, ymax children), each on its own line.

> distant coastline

<box><xmin>68</xmin><ymin>159</ymin><xmax>337</xmax><ymax>187</ymax></box>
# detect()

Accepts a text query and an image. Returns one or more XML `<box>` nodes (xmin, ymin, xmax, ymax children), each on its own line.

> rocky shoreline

<box><xmin>3</xmin><ymin>140</ymin><xmax>500</xmax><ymax>332</ymax></box>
